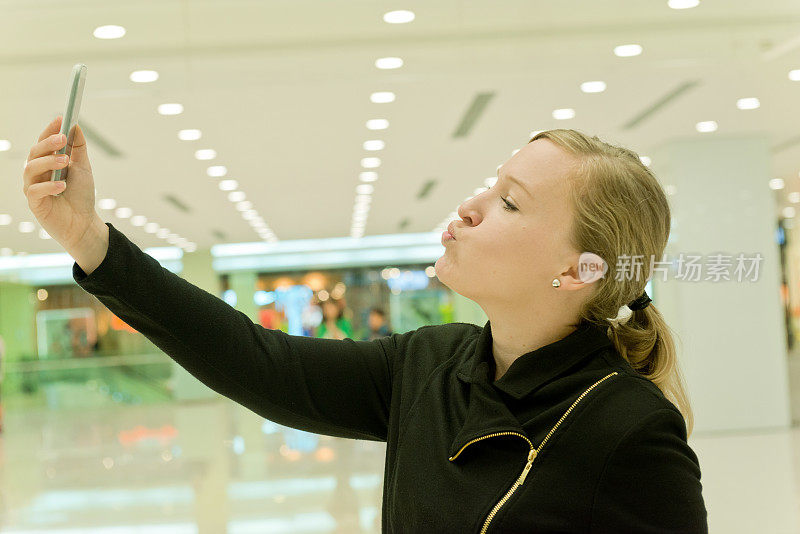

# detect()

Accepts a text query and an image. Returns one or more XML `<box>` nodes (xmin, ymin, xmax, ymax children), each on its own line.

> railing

<box><xmin>1</xmin><ymin>352</ymin><xmax>175</xmax><ymax>411</ymax></box>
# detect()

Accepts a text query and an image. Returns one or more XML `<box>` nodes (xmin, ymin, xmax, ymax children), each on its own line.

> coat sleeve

<box><xmin>589</xmin><ymin>408</ymin><xmax>708</xmax><ymax>533</ymax></box>
<box><xmin>72</xmin><ymin>222</ymin><xmax>399</xmax><ymax>442</ymax></box>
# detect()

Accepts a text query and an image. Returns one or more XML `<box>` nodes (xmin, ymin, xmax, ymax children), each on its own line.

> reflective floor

<box><xmin>0</xmin><ymin>399</ymin><xmax>798</xmax><ymax>533</ymax></box>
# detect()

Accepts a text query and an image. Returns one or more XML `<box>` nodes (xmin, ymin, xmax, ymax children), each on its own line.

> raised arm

<box><xmin>73</xmin><ymin>221</ymin><xmax>398</xmax><ymax>441</ymax></box>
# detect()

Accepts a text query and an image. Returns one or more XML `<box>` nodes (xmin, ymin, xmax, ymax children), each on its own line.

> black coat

<box><xmin>74</xmin><ymin>222</ymin><xmax>708</xmax><ymax>533</ymax></box>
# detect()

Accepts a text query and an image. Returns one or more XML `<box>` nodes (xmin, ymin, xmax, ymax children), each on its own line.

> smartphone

<box><xmin>51</xmin><ymin>63</ymin><xmax>87</xmax><ymax>186</ymax></box>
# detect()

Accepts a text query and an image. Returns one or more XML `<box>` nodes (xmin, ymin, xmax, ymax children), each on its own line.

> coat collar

<box><xmin>457</xmin><ymin>319</ymin><xmax>613</xmax><ymax>400</ymax></box>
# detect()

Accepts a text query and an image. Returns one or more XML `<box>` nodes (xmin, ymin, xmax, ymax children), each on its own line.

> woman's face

<box><xmin>322</xmin><ymin>300</ymin><xmax>338</xmax><ymax>320</ymax></box>
<box><xmin>435</xmin><ymin>139</ymin><xmax>581</xmax><ymax>307</ymax></box>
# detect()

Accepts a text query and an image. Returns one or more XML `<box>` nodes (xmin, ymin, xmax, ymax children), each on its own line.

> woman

<box><xmin>315</xmin><ymin>298</ymin><xmax>353</xmax><ymax>340</ymax></box>
<box><xmin>22</xmin><ymin>116</ymin><xmax>706</xmax><ymax>532</ymax></box>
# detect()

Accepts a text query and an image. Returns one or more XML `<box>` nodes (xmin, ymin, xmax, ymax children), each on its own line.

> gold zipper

<box><xmin>448</xmin><ymin>371</ymin><xmax>618</xmax><ymax>534</ymax></box>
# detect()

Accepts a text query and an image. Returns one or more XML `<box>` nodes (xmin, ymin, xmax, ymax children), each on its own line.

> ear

<box><xmin>558</xmin><ymin>252</ymin><xmax>607</xmax><ymax>291</ymax></box>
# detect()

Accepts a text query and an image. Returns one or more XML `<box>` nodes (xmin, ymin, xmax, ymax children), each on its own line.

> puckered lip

<box><xmin>447</xmin><ymin>222</ymin><xmax>458</xmax><ymax>240</ymax></box>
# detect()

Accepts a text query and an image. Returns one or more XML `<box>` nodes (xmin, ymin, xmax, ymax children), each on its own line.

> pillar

<box><xmin>652</xmin><ymin>134</ymin><xmax>790</xmax><ymax>432</ymax></box>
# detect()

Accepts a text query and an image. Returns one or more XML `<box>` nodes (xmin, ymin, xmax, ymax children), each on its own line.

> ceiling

<box><xmin>2</xmin><ymin>0</ymin><xmax>800</xmax><ymax>255</ymax></box>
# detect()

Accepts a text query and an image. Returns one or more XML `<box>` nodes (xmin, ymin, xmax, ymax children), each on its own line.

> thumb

<box><xmin>69</xmin><ymin>123</ymin><xmax>88</xmax><ymax>164</ymax></box>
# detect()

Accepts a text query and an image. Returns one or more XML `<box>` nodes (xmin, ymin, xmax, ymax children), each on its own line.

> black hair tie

<box><xmin>627</xmin><ymin>291</ymin><xmax>652</xmax><ymax>311</ymax></box>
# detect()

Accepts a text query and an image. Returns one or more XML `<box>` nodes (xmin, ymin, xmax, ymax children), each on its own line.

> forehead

<box><xmin>501</xmin><ymin>138</ymin><xmax>576</xmax><ymax>194</ymax></box>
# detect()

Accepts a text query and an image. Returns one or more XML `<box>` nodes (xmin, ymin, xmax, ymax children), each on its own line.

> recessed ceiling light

<box><xmin>178</xmin><ymin>129</ymin><xmax>202</xmax><ymax>141</ymax></box>
<box><xmin>93</xmin><ymin>25</ymin><xmax>126</xmax><ymax>39</ymax></box>
<box><xmin>39</xmin><ymin>229</ymin><xmax>51</xmax><ymax>240</ymax></box>
<box><xmin>359</xmin><ymin>172</ymin><xmax>378</xmax><ymax>182</ymax></box>
<box><xmin>157</xmin><ymin>228</ymin><xmax>170</xmax><ymax>238</ymax></box>
<box><xmin>236</xmin><ymin>201</ymin><xmax>253</xmax><ymax>211</ymax></box>
<box><xmin>184</xmin><ymin>243</ymin><xmax>197</xmax><ymax>253</ymax></box>
<box><xmin>144</xmin><ymin>222</ymin><xmax>159</xmax><ymax>233</ymax></box>
<box><xmin>580</xmin><ymin>81</ymin><xmax>607</xmax><ymax>93</ymax></box>
<box><xmin>0</xmin><ymin>140</ymin><xmax>11</xmax><ymax>151</ymax></box>
<box><xmin>361</xmin><ymin>157</ymin><xmax>381</xmax><ymax>168</ymax></box>
<box><xmin>98</xmin><ymin>198</ymin><xmax>117</xmax><ymax>210</ymax></box>
<box><xmin>207</xmin><ymin>165</ymin><xmax>227</xmax><ymax>177</ymax></box>
<box><xmin>0</xmin><ymin>214</ymin><xmax>11</xmax><ymax>225</ymax></box>
<box><xmin>770</xmin><ymin>178</ymin><xmax>785</xmax><ymax>190</ymax></box>
<box><xmin>366</xmin><ymin>119</ymin><xmax>389</xmax><ymax>130</ymax></box>
<box><xmin>383</xmin><ymin>10</ymin><xmax>415</xmax><ymax>23</ymax></box>
<box><xmin>18</xmin><ymin>221</ymin><xmax>35</xmax><ymax>233</ymax></box>
<box><xmin>131</xmin><ymin>215</ymin><xmax>147</xmax><ymax>226</ymax></box>
<box><xmin>736</xmin><ymin>97</ymin><xmax>760</xmax><ymax>110</ymax></box>
<box><xmin>695</xmin><ymin>120</ymin><xmax>717</xmax><ymax>133</ymax></box>
<box><xmin>130</xmin><ymin>70</ymin><xmax>158</xmax><ymax>83</ymax></box>
<box><xmin>375</xmin><ymin>57</ymin><xmax>404</xmax><ymax>69</ymax></box>
<box><xmin>789</xmin><ymin>192</ymin><xmax>800</xmax><ymax>203</ymax></box>
<box><xmin>195</xmin><ymin>149</ymin><xmax>216</xmax><ymax>160</ymax></box>
<box><xmin>356</xmin><ymin>184</ymin><xmax>374</xmax><ymax>195</ymax></box>
<box><xmin>115</xmin><ymin>207</ymin><xmax>132</xmax><ymax>219</ymax></box>
<box><xmin>668</xmin><ymin>0</ymin><xmax>700</xmax><ymax>9</ymax></box>
<box><xmin>158</xmin><ymin>103</ymin><xmax>183</xmax><ymax>115</ymax></box>
<box><xmin>370</xmin><ymin>92</ymin><xmax>396</xmax><ymax>103</ymax></box>
<box><xmin>219</xmin><ymin>180</ymin><xmax>238</xmax><ymax>191</ymax></box>
<box><xmin>363</xmin><ymin>140</ymin><xmax>385</xmax><ymax>151</ymax></box>
<box><xmin>228</xmin><ymin>191</ymin><xmax>246</xmax><ymax>202</ymax></box>
<box><xmin>552</xmin><ymin>108</ymin><xmax>575</xmax><ymax>120</ymax></box>
<box><xmin>614</xmin><ymin>44</ymin><xmax>642</xmax><ymax>57</ymax></box>
<box><xmin>790</xmin><ymin>69</ymin><xmax>800</xmax><ymax>81</ymax></box>
<box><xmin>243</xmin><ymin>210</ymin><xmax>259</xmax><ymax>220</ymax></box>
<box><xmin>783</xmin><ymin>206</ymin><xmax>795</xmax><ymax>218</ymax></box>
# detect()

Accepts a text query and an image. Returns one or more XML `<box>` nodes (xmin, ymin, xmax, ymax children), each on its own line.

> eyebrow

<box><xmin>496</xmin><ymin>170</ymin><xmax>534</xmax><ymax>201</ymax></box>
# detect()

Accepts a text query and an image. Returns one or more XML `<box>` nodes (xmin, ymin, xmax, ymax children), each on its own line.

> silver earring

<box><xmin>552</xmin><ymin>278</ymin><xmax>561</xmax><ymax>288</ymax></box>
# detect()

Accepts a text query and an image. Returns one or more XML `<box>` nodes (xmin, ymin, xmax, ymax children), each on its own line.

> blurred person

<box><xmin>365</xmin><ymin>307</ymin><xmax>392</xmax><ymax>341</ymax></box>
<box><xmin>316</xmin><ymin>299</ymin><xmax>353</xmax><ymax>340</ymax></box>
<box><xmin>22</xmin><ymin>116</ymin><xmax>706</xmax><ymax>531</ymax></box>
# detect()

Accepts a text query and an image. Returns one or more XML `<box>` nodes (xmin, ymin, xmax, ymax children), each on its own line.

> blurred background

<box><xmin>1</xmin><ymin>0</ymin><xmax>799</xmax><ymax>532</ymax></box>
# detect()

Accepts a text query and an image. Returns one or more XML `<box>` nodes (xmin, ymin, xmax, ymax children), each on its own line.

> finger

<box><xmin>37</xmin><ymin>116</ymin><xmax>62</xmax><ymax>143</ymax></box>
<box><xmin>25</xmin><ymin>180</ymin><xmax>67</xmax><ymax>208</ymax></box>
<box><xmin>28</xmin><ymin>130</ymin><xmax>67</xmax><ymax>163</ymax></box>
<box><xmin>23</xmin><ymin>154</ymin><xmax>69</xmax><ymax>190</ymax></box>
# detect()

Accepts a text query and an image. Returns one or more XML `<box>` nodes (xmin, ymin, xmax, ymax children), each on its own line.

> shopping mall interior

<box><xmin>1</xmin><ymin>1</ymin><xmax>799</xmax><ymax>532</ymax></box>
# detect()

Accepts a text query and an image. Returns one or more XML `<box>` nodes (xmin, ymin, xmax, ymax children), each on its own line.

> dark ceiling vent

<box><xmin>397</xmin><ymin>217</ymin><xmax>410</xmax><ymax>231</ymax></box>
<box><xmin>621</xmin><ymin>80</ymin><xmax>700</xmax><ymax>130</ymax></box>
<box><xmin>212</xmin><ymin>229</ymin><xmax>227</xmax><ymax>240</ymax></box>
<box><xmin>163</xmin><ymin>194</ymin><xmax>191</xmax><ymax>213</ymax></box>
<box><xmin>416</xmin><ymin>179</ymin><xmax>437</xmax><ymax>200</ymax></box>
<box><xmin>453</xmin><ymin>92</ymin><xmax>495</xmax><ymax>138</ymax></box>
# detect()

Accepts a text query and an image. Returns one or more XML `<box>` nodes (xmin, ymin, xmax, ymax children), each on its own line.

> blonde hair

<box><xmin>529</xmin><ymin>129</ymin><xmax>694</xmax><ymax>437</ymax></box>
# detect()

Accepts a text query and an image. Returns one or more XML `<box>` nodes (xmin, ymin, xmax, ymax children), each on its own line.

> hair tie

<box><xmin>627</xmin><ymin>291</ymin><xmax>652</xmax><ymax>311</ymax></box>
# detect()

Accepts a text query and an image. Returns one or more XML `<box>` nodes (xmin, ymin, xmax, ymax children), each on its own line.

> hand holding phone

<box><xmin>22</xmin><ymin>65</ymin><xmax>104</xmax><ymax>254</ymax></box>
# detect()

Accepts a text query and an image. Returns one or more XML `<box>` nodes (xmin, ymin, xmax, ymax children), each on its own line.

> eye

<box><xmin>487</xmin><ymin>184</ymin><xmax>518</xmax><ymax>212</ymax></box>
<box><xmin>501</xmin><ymin>197</ymin><xmax>518</xmax><ymax>212</ymax></box>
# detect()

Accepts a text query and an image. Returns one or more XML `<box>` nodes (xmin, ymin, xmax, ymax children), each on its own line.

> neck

<box><xmin>486</xmin><ymin>311</ymin><xmax>580</xmax><ymax>382</ymax></box>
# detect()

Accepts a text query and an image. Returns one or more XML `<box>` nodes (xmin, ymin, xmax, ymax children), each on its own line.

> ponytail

<box><xmin>605</xmin><ymin>304</ymin><xmax>694</xmax><ymax>437</ymax></box>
